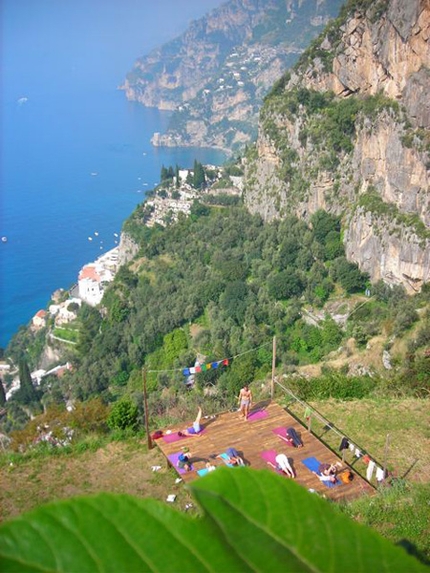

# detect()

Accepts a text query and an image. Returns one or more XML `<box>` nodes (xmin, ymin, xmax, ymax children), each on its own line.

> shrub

<box><xmin>107</xmin><ymin>398</ymin><xmax>139</xmax><ymax>431</ymax></box>
<box><xmin>285</xmin><ymin>372</ymin><xmax>376</xmax><ymax>400</ymax></box>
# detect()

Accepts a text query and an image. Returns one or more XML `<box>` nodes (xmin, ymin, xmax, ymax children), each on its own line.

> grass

<box><xmin>283</xmin><ymin>397</ymin><xmax>429</xmax><ymax>481</ymax></box>
<box><xmin>338</xmin><ymin>481</ymin><xmax>430</xmax><ymax>564</ymax></box>
<box><xmin>277</xmin><ymin>395</ymin><xmax>430</xmax><ymax>561</ymax></box>
<box><xmin>0</xmin><ymin>437</ymin><xmax>193</xmax><ymax>523</ymax></box>
<box><xmin>0</xmin><ymin>397</ymin><xmax>429</xmax><ymax>562</ymax></box>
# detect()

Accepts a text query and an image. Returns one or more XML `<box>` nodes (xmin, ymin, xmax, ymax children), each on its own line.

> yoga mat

<box><xmin>247</xmin><ymin>409</ymin><xmax>268</xmax><ymax>422</ymax></box>
<box><xmin>260</xmin><ymin>450</ymin><xmax>285</xmax><ymax>476</ymax></box>
<box><xmin>219</xmin><ymin>452</ymin><xmax>234</xmax><ymax>467</ymax></box>
<box><xmin>301</xmin><ymin>457</ymin><xmax>320</xmax><ymax>472</ymax></box>
<box><xmin>272</xmin><ymin>427</ymin><xmax>294</xmax><ymax>447</ymax></box>
<box><xmin>168</xmin><ymin>452</ymin><xmax>193</xmax><ymax>474</ymax></box>
<box><xmin>301</xmin><ymin>457</ymin><xmax>341</xmax><ymax>488</ymax></box>
<box><xmin>162</xmin><ymin>432</ymin><xmax>186</xmax><ymax>444</ymax></box>
<box><xmin>163</xmin><ymin>428</ymin><xmax>206</xmax><ymax>442</ymax></box>
<box><xmin>260</xmin><ymin>450</ymin><xmax>277</xmax><ymax>464</ymax></box>
<box><xmin>197</xmin><ymin>468</ymin><xmax>209</xmax><ymax>476</ymax></box>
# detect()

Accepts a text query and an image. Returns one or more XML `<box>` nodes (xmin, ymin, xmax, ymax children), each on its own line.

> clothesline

<box><xmin>275</xmin><ymin>378</ymin><xmax>346</xmax><ymax>441</ymax></box>
<box><xmin>275</xmin><ymin>378</ymin><xmax>390</xmax><ymax>483</ymax></box>
<box><xmin>147</xmin><ymin>340</ymin><xmax>273</xmax><ymax>374</ymax></box>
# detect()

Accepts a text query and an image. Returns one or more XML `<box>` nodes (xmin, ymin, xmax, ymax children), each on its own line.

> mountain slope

<box><xmin>243</xmin><ymin>0</ymin><xmax>430</xmax><ymax>292</ymax></box>
<box><xmin>121</xmin><ymin>0</ymin><xmax>344</xmax><ymax>152</ymax></box>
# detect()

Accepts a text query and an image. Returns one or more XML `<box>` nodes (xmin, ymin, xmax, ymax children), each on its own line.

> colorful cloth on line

<box><xmin>183</xmin><ymin>358</ymin><xmax>229</xmax><ymax>376</ymax></box>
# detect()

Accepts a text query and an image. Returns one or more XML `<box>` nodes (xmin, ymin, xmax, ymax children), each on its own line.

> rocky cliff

<box><xmin>122</xmin><ymin>0</ymin><xmax>343</xmax><ymax>153</ymax></box>
<box><xmin>244</xmin><ymin>0</ymin><xmax>430</xmax><ymax>292</ymax></box>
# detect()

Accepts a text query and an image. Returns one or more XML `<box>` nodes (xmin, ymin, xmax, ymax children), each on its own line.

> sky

<box><xmin>1</xmin><ymin>0</ymin><xmax>227</xmax><ymax>96</ymax></box>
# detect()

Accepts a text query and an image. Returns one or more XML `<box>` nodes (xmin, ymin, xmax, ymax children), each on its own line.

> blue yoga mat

<box><xmin>302</xmin><ymin>457</ymin><xmax>320</xmax><ymax>472</ymax></box>
<box><xmin>219</xmin><ymin>452</ymin><xmax>234</xmax><ymax>467</ymax></box>
<box><xmin>301</xmin><ymin>457</ymin><xmax>341</xmax><ymax>488</ymax></box>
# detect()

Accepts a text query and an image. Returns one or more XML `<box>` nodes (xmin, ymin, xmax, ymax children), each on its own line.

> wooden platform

<box><xmin>155</xmin><ymin>401</ymin><xmax>375</xmax><ymax>502</ymax></box>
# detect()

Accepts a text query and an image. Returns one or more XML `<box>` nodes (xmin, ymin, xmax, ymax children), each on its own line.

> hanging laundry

<box><xmin>339</xmin><ymin>437</ymin><xmax>349</xmax><ymax>451</ymax></box>
<box><xmin>366</xmin><ymin>460</ymin><xmax>376</xmax><ymax>481</ymax></box>
<box><xmin>355</xmin><ymin>447</ymin><xmax>361</xmax><ymax>458</ymax></box>
<box><xmin>362</xmin><ymin>455</ymin><xmax>371</xmax><ymax>464</ymax></box>
<box><xmin>376</xmin><ymin>467</ymin><xmax>385</xmax><ymax>481</ymax></box>
<box><xmin>182</xmin><ymin>368</ymin><xmax>190</xmax><ymax>376</ymax></box>
<box><xmin>304</xmin><ymin>407</ymin><xmax>312</xmax><ymax>419</ymax></box>
<box><xmin>349</xmin><ymin>443</ymin><xmax>355</xmax><ymax>452</ymax></box>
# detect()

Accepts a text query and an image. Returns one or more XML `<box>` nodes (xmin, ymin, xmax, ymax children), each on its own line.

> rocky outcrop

<box><xmin>122</xmin><ymin>0</ymin><xmax>343</xmax><ymax>152</ymax></box>
<box><xmin>118</xmin><ymin>233</ymin><xmax>140</xmax><ymax>267</ymax></box>
<box><xmin>244</xmin><ymin>0</ymin><xmax>430</xmax><ymax>292</ymax></box>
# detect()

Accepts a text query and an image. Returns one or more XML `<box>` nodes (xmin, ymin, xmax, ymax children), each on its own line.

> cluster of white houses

<box><xmin>31</xmin><ymin>166</ymin><xmax>243</xmax><ymax>330</ymax></box>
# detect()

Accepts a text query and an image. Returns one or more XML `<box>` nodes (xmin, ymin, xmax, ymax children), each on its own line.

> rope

<box><xmin>147</xmin><ymin>340</ymin><xmax>272</xmax><ymax>374</ymax></box>
<box><xmin>275</xmin><ymin>378</ymin><xmax>345</xmax><ymax>440</ymax></box>
<box><xmin>274</xmin><ymin>377</ymin><xmax>414</xmax><ymax>482</ymax></box>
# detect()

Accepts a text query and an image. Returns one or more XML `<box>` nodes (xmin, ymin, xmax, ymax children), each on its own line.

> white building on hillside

<box><xmin>78</xmin><ymin>247</ymin><xmax>119</xmax><ymax>306</ymax></box>
<box><xmin>78</xmin><ymin>265</ymin><xmax>103</xmax><ymax>306</ymax></box>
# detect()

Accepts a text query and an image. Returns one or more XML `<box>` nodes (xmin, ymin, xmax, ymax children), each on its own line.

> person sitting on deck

<box><xmin>285</xmin><ymin>427</ymin><xmax>303</xmax><ymax>448</ymax></box>
<box><xmin>177</xmin><ymin>449</ymin><xmax>192</xmax><ymax>471</ymax></box>
<box><xmin>217</xmin><ymin>447</ymin><xmax>245</xmax><ymax>466</ymax></box>
<box><xmin>180</xmin><ymin>407</ymin><xmax>204</xmax><ymax>436</ymax></box>
<box><xmin>275</xmin><ymin>453</ymin><xmax>295</xmax><ymax>478</ymax></box>
<box><xmin>313</xmin><ymin>461</ymin><xmax>342</xmax><ymax>483</ymax></box>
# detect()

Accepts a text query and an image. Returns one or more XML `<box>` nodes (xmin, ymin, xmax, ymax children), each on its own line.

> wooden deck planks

<box><xmin>155</xmin><ymin>401</ymin><xmax>375</xmax><ymax>502</ymax></box>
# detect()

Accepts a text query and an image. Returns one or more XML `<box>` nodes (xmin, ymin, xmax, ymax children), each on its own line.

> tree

<box><xmin>331</xmin><ymin>257</ymin><xmax>368</xmax><ymax>294</ymax></box>
<box><xmin>14</xmin><ymin>359</ymin><xmax>39</xmax><ymax>405</ymax></box>
<box><xmin>268</xmin><ymin>270</ymin><xmax>304</xmax><ymax>300</ymax></box>
<box><xmin>0</xmin><ymin>378</ymin><xmax>6</xmax><ymax>407</ymax></box>
<box><xmin>311</xmin><ymin>210</ymin><xmax>340</xmax><ymax>244</ymax></box>
<box><xmin>107</xmin><ymin>398</ymin><xmax>139</xmax><ymax>431</ymax></box>
<box><xmin>193</xmin><ymin>160</ymin><xmax>205</xmax><ymax>189</ymax></box>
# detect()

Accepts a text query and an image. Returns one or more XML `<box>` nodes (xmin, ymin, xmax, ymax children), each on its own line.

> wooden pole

<box><xmin>143</xmin><ymin>367</ymin><xmax>152</xmax><ymax>450</ymax></box>
<box><xmin>271</xmin><ymin>335</ymin><xmax>276</xmax><ymax>399</ymax></box>
<box><xmin>383</xmin><ymin>433</ymin><xmax>390</xmax><ymax>479</ymax></box>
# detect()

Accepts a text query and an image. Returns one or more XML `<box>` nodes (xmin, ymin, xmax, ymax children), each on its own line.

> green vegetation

<box><xmin>358</xmin><ymin>190</ymin><xmax>430</xmax><ymax>241</ymax></box>
<box><xmin>52</xmin><ymin>327</ymin><xmax>79</xmax><ymax>343</ymax></box>
<box><xmin>0</xmin><ymin>469</ymin><xmax>427</xmax><ymax>572</ymax></box>
<box><xmin>340</xmin><ymin>481</ymin><xmax>430</xmax><ymax>562</ymax></box>
<box><xmin>263</xmin><ymin>88</ymin><xmax>399</xmax><ymax>172</ymax></box>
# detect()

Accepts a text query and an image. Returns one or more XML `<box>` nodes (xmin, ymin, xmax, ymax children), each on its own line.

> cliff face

<box><xmin>122</xmin><ymin>0</ymin><xmax>343</xmax><ymax>153</ymax></box>
<box><xmin>244</xmin><ymin>0</ymin><xmax>430</xmax><ymax>292</ymax></box>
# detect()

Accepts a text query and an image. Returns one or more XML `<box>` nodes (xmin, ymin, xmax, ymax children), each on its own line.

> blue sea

<box><xmin>0</xmin><ymin>0</ymin><xmax>226</xmax><ymax>348</ymax></box>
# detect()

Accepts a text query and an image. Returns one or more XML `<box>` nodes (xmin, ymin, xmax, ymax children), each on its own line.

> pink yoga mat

<box><xmin>272</xmin><ymin>427</ymin><xmax>294</xmax><ymax>447</ymax></box>
<box><xmin>162</xmin><ymin>432</ymin><xmax>186</xmax><ymax>443</ymax></box>
<box><xmin>260</xmin><ymin>449</ymin><xmax>277</xmax><ymax>464</ymax></box>
<box><xmin>247</xmin><ymin>409</ymin><xmax>268</xmax><ymax>422</ymax></box>
<box><xmin>261</xmin><ymin>450</ymin><xmax>291</xmax><ymax>477</ymax></box>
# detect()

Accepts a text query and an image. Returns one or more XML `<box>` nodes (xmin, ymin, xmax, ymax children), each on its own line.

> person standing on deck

<box><xmin>238</xmin><ymin>385</ymin><xmax>252</xmax><ymax>420</ymax></box>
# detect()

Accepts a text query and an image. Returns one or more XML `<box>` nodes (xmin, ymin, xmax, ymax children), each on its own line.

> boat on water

<box><xmin>1</xmin><ymin>236</ymin><xmax>7</xmax><ymax>243</ymax></box>
<box><xmin>90</xmin><ymin>172</ymin><xmax>98</xmax><ymax>176</ymax></box>
<box><xmin>17</xmin><ymin>97</ymin><xmax>28</xmax><ymax>105</ymax></box>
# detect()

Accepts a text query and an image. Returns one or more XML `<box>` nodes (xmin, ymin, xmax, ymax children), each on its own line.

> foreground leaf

<box><xmin>0</xmin><ymin>468</ymin><xmax>426</xmax><ymax>572</ymax></box>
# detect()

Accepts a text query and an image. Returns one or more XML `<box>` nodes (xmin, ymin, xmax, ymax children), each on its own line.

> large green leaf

<box><xmin>0</xmin><ymin>468</ymin><xmax>426</xmax><ymax>572</ymax></box>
